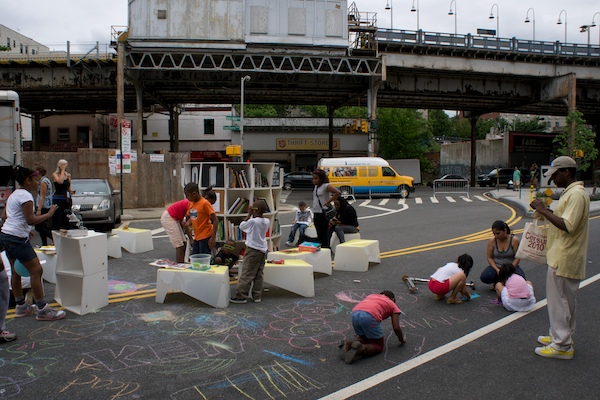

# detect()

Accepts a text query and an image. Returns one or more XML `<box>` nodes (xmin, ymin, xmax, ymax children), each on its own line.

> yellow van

<box><xmin>317</xmin><ymin>157</ymin><xmax>415</xmax><ymax>198</ymax></box>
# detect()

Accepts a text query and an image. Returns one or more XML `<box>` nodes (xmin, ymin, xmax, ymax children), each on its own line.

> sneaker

<box><xmin>35</xmin><ymin>304</ymin><xmax>66</xmax><ymax>321</ymax></box>
<box><xmin>537</xmin><ymin>335</ymin><xmax>553</xmax><ymax>346</ymax></box>
<box><xmin>0</xmin><ymin>330</ymin><xmax>17</xmax><ymax>342</ymax></box>
<box><xmin>15</xmin><ymin>303</ymin><xmax>38</xmax><ymax>318</ymax></box>
<box><xmin>285</xmin><ymin>241</ymin><xmax>294</xmax><ymax>247</ymax></box>
<box><xmin>537</xmin><ymin>336</ymin><xmax>574</xmax><ymax>346</ymax></box>
<box><xmin>345</xmin><ymin>341</ymin><xmax>363</xmax><ymax>364</ymax></box>
<box><xmin>253</xmin><ymin>298</ymin><xmax>262</xmax><ymax>303</ymax></box>
<box><xmin>229</xmin><ymin>297</ymin><xmax>247</xmax><ymax>304</ymax></box>
<box><xmin>534</xmin><ymin>345</ymin><xmax>574</xmax><ymax>360</ymax></box>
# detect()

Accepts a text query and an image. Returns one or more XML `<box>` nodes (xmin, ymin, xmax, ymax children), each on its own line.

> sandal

<box><xmin>446</xmin><ymin>298</ymin><xmax>463</xmax><ymax>305</ymax></box>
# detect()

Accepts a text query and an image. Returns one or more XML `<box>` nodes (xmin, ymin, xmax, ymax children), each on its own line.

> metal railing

<box><xmin>433</xmin><ymin>179</ymin><xmax>470</xmax><ymax>199</ymax></box>
<box><xmin>331</xmin><ymin>181</ymin><xmax>355</xmax><ymax>201</ymax></box>
<box><xmin>378</xmin><ymin>29</ymin><xmax>600</xmax><ymax>58</ymax></box>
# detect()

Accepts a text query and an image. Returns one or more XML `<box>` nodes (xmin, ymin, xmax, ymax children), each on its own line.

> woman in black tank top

<box><xmin>51</xmin><ymin>159</ymin><xmax>73</xmax><ymax>230</ymax></box>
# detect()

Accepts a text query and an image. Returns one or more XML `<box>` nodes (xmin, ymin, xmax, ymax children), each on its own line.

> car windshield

<box><xmin>72</xmin><ymin>181</ymin><xmax>109</xmax><ymax>195</ymax></box>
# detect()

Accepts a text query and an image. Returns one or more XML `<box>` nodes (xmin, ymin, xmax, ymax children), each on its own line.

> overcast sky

<box><xmin>3</xmin><ymin>0</ymin><xmax>600</xmax><ymax>51</ymax></box>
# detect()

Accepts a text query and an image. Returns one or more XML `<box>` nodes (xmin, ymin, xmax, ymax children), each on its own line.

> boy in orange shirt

<box><xmin>184</xmin><ymin>183</ymin><xmax>218</xmax><ymax>255</ymax></box>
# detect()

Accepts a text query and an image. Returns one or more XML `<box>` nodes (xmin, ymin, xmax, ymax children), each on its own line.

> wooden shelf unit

<box><xmin>184</xmin><ymin>162</ymin><xmax>283</xmax><ymax>252</ymax></box>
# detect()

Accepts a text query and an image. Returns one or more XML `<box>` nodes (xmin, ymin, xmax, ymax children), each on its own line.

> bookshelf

<box><xmin>184</xmin><ymin>162</ymin><xmax>283</xmax><ymax>252</ymax></box>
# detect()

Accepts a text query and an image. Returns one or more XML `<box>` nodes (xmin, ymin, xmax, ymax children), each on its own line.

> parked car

<box><xmin>70</xmin><ymin>179</ymin><xmax>121</xmax><ymax>231</ymax></box>
<box><xmin>283</xmin><ymin>171</ymin><xmax>314</xmax><ymax>190</ymax></box>
<box><xmin>477</xmin><ymin>168</ymin><xmax>531</xmax><ymax>187</ymax></box>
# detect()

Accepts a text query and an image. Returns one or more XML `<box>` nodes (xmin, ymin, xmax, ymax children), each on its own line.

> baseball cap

<box><xmin>544</xmin><ymin>156</ymin><xmax>576</xmax><ymax>177</ymax></box>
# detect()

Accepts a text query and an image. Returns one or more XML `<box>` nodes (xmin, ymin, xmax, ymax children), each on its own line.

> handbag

<box><xmin>315</xmin><ymin>188</ymin><xmax>337</xmax><ymax>220</ymax></box>
<box><xmin>516</xmin><ymin>219</ymin><xmax>548</xmax><ymax>265</ymax></box>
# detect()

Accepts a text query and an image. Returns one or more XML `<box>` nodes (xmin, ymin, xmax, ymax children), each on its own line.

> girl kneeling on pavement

<box><xmin>428</xmin><ymin>254</ymin><xmax>473</xmax><ymax>304</ymax></box>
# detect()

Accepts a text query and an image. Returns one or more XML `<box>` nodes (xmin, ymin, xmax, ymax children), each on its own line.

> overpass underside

<box><xmin>1</xmin><ymin>46</ymin><xmax>600</xmax><ymax>122</ymax></box>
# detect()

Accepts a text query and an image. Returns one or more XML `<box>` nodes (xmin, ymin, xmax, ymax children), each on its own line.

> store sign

<box><xmin>276</xmin><ymin>138</ymin><xmax>339</xmax><ymax>151</ymax></box>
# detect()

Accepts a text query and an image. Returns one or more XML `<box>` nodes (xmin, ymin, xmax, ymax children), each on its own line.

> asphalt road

<box><xmin>4</xmin><ymin>186</ymin><xmax>600</xmax><ymax>399</ymax></box>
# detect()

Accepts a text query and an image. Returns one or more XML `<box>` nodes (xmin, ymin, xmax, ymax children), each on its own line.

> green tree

<box><xmin>450</xmin><ymin>115</ymin><xmax>471</xmax><ymax>138</ymax></box>
<box><xmin>238</xmin><ymin>104</ymin><xmax>289</xmax><ymax>117</ymax></box>
<box><xmin>513</xmin><ymin>116</ymin><xmax>548</xmax><ymax>132</ymax></box>
<box><xmin>0</xmin><ymin>46</ymin><xmax>10</xmax><ymax>52</ymax></box>
<box><xmin>553</xmin><ymin>110</ymin><xmax>598</xmax><ymax>172</ymax></box>
<box><xmin>376</xmin><ymin>108</ymin><xmax>436</xmax><ymax>176</ymax></box>
<box><xmin>427</xmin><ymin>110</ymin><xmax>453</xmax><ymax>139</ymax></box>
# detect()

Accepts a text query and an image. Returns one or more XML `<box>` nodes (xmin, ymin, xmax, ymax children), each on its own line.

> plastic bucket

<box><xmin>190</xmin><ymin>254</ymin><xmax>211</xmax><ymax>271</ymax></box>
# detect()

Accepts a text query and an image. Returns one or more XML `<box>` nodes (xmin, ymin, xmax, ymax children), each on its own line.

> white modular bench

<box><xmin>268</xmin><ymin>248</ymin><xmax>332</xmax><ymax>275</ymax></box>
<box><xmin>156</xmin><ymin>265</ymin><xmax>229</xmax><ymax>308</ymax></box>
<box><xmin>112</xmin><ymin>227</ymin><xmax>154</xmax><ymax>253</ymax></box>
<box><xmin>333</xmin><ymin>239</ymin><xmax>381</xmax><ymax>272</ymax></box>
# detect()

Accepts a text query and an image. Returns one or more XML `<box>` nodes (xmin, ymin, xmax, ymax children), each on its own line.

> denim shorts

<box><xmin>0</xmin><ymin>232</ymin><xmax>37</xmax><ymax>264</ymax></box>
<box><xmin>193</xmin><ymin>237</ymin><xmax>210</xmax><ymax>255</ymax></box>
<box><xmin>351</xmin><ymin>310</ymin><xmax>383</xmax><ymax>339</ymax></box>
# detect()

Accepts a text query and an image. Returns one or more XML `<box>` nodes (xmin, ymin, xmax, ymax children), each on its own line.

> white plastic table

<box><xmin>267</xmin><ymin>248</ymin><xmax>332</xmax><ymax>275</ymax></box>
<box><xmin>156</xmin><ymin>265</ymin><xmax>229</xmax><ymax>308</ymax></box>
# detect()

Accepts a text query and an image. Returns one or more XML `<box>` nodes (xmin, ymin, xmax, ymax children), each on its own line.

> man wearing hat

<box><xmin>530</xmin><ymin>156</ymin><xmax>589</xmax><ymax>360</ymax></box>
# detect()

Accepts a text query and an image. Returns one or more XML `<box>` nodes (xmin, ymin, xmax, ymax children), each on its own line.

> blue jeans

<box><xmin>287</xmin><ymin>223</ymin><xmax>307</xmax><ymax>243</ymax></box>
<box><xmin>193</xmin><ymin>238</ymin><xmax>210</xmax><ymax>255</ymax></box>
<box><xmin>351</xmin><ymin>310</ymin><xmax>383</xmax><ymax>339</ymax></box>
<box><xmin>480</xmin><ymin>265</ymin><xmax>526</xmax><ymax>284</ymax></box>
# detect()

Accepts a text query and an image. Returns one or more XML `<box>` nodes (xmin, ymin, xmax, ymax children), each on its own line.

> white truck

<box><xmin>0</xmin><ymin>90</ymin><xmax>22</xmax><ymax>208</ymax></box>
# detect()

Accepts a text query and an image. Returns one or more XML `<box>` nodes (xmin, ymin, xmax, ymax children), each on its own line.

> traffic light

<box><xmin>342</xmin><ymin>124</ymin><xmax>347</xmax><ymax>134</ymax></box>
<box><xmin>360</xmin><ymin>119</ymin><xmax>369</xmax><ymax>133</ymax></box>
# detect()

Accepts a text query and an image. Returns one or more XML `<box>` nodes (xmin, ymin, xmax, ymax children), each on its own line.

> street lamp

<box><xmin>411</xmin><ymin>0</ymin><xmax>420</xmax><ymax>31</ymax></box>
<box><xmin>524</xmin><ymin>7</ymin><xmax>536</xmax><ymax>42</ymax></box>
<box><xmin>385</xmin><ymin>0</ymin><xmax>393</xmax><ymax>30</ymax></box>
<box><xmin>448</xmin><ymin>0</ymin><xmax>457</xmax><ymax>35</ymax></box>
<box><xmin>557</xmin><ymin>10</ymin><xmax>567</xmax><ymax>43</ymax></box>
<box><xmin>593</xmin><ymin>12</ymin><xmax>600</xmax><ymax>46</ymax></box>
<box><xmin>580</xmin><ymin>24</ymin><xmax>592</xmax><ymax>46</ymax></box>
<box><xmin>240</xmin><ymin>75</ymin><xmax>251</xmax><ymax>162</ymax></box>
<box><xmin>489</xmin><ymin>4</ymin><xmax>499</xmax><ymax>38</ymax></box>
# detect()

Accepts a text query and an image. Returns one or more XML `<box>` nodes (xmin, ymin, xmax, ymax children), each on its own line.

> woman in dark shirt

<box><xmin>51</xmin><ymin>159</ymin><xmax>73</xmax><ymax>230</ymax></box>
<box><xmin>328</xmin><ymin>197</ymin><xmax>359</xmax><ymax>244</ymax></box>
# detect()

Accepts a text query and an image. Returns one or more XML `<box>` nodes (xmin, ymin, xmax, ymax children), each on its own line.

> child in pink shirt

<box><xmin>495</xmin><ymin>263</ymin><xmax>536</xmax><ymax>312</ymax></box>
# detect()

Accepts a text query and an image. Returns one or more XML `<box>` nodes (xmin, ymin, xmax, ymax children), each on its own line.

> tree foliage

<box><xmin>0</xmin><ymin>46</ymin><xmax>10</xmax><ymax>52</ymax></box>
<box><xmin>427</xmin><ymin>110</ymin><xmax>454</xmax><ymax>139</ymax></box>
<box><xmin>238</xmin><ymin>104</ymin><xmax>289</xmax><ymax>117</ymax></box>
<box><xmin>553</xmin><ymin>110</ymin><xmax>598</xmax><ymax>172</ymax></box>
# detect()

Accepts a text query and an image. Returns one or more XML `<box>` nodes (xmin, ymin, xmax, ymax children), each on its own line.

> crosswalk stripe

<box><xmin>360</xmin><ymin>200</ymin><xmax>371</xmax><ymax>206</ymax></box>
<box><xmin>415</xmin><ymin>197</ymin><xmax>423</xmax><ymax>204</ymax></box>
<box><xmin>430</xmin><ymin>197</ymin><xmax>439</xmax><ymax>203</ymax></box>
<box><xmin>474</xmin><ymin>195</ymin><xmax>488</xmax><ymax>202</ymax></box>
<box><xmin>379</xmin><ymin>199</ymin><xmax>389</xmax><ymax>205</ymax></box>
<box><xmin>461</xmin><ymin>196</ymin><xmax>473</xmax><ymax>202</ymax></box>
<box><xmin>398</xmin><ymin>198</ymin><xmax>406</xmax><ymax>205</ymax></box>
<box><xmin>446</xmin><ymin>196</ymin><xmax>456</xmax><ymax>203</ymax></box>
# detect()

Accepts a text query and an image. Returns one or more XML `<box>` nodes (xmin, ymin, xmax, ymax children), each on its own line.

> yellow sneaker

<box><xmin>534</xmin><ymin>345</ymin><xmax>574</xmax><ymax>360</ymax></box>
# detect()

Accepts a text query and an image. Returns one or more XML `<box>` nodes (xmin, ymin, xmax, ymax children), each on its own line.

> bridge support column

<box><xmin>465</xmin><ymin>112</ymin><xmax>481</xmax><ymax>186</ymax></box>
<box><xmin>134</xmin><ymin>81</ymin><xmax>144</xmax><ymax>155</ymax></box>
<box><xmin>169</xmin><ymin>105</ymin><xmax>180</xmax><ymax>153</ymax></box>
<box><xmin>368</xmin><ymin>77</ymin><xmax>382</xmax><ymax>157</ymax></box>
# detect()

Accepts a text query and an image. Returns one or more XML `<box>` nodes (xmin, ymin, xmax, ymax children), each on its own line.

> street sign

<box><xmin>226</xmin><ymin>116</ymin><xmax>241</xmax><ymax>121</ymax></box>
<box><xmin>223</xmin><ymin>125</ymin><xmax>240</xmax><ymax>130</ymax></box>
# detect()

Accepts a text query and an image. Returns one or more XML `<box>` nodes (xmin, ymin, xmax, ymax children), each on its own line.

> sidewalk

<box><xmin>490</xmin><ymin>186</ymin><xmax>600</xmax><ymax>217</ymax></box>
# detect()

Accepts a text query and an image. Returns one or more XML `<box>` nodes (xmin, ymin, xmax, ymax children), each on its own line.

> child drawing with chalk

<box><xmin>494</xmin><ymin>263</ymin><xmax>536</xmax><ymax>312</ymax></box>
<box><xmin>339</xmin><ymin>290</ymin><xmax>406</xmax><ymax>364</ymax></box>
<box><xmin>428</xmin><ymin>254</ymin><xmax>473</xmax><ymax>304</ymax></box>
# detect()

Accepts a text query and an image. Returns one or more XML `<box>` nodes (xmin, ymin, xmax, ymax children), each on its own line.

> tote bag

<box><xmin>516</xmin><ymin>219</ymin><xmax>548</xmax><ymax>265</ymax></box>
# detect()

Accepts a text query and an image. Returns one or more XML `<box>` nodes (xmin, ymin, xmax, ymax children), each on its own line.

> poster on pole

<box><xmin>109</xmin><ymin>116</ymin><xmax>118</xmax><ymax>141</ymax></box>
<box><xmin>121</xmin><ymin>120</ymin><xmax>132</xmax><ymax>153</ymax></box>
<box><xmin>114</xmin><ymin>150</ymin><xmax>132</xmax><ymax>174</ymax></box>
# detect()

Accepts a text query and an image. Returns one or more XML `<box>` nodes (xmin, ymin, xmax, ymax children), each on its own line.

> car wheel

<box><xmin>283</xmin><ymin>182</ymin><xmax>292</xmax><ymax>190</ymax></box>
<box><xmin>395</xmin><ymin>185</ymin><xmax>410</xmax><ymax>198</ymax></box>
<box><xmin>489</xmin><ymin>181</ymin><xmax>496</xmax><ymax>187</ymax></box>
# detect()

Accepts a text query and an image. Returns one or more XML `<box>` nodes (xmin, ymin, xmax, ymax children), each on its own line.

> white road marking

<box><xmin>319</xmin><ymin>271</ymin><xmax>600</xmax><ymax>400</ymax></box>
<box><xmin>461</xmin><ymin>196</ymin><xmax>473</xmax><ymax>202</ymax></box>
<box><xmin>446</xmin><ymin>196</ymin><xmax>456</xmax><ymax>203</ymax></box>
<box><xmin>360</xmin><ymin>200</ymin><xmax>371</xmax><ymax>207</ymax></box>
<box><xmin>414</xmin><ymin>197</ymin><xmax>423</xmax><ymax>204</ymax></box>
<box><xmin>430</xmin><ymin>197</ymin><xmax>439</xmax><ymax>204</ymax></box>
<box><xmin>397</xmin><ymin>199</ymin><xmax>406</xmax><ymax>205</ymax></box>
<box><xmin>474</xmin><ymin>195</ymin><xmax>488</xmax><ymax>202</ymax></box>
<box><xmin>152</xmin><ymin>227</ymin><xmax>165</xmax><ymax>235</ymax></box>
<box><xmin>379</xmin><ymin>199</ymin><xmax>389</xmax><ymax>206</ymax></box>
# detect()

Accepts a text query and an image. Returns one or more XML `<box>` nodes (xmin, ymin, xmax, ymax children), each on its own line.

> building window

<box><xmin>58</xmin><ymin>128</ymin><xmax>69</xmax><ymax>141</ymax></box>
<box><xmin>555</xmin><ymin>121</ymin><xmax>560</xmax><ymax>128</ymax></box>
<box><xmin>142</xmin><ymin>119</ymin><xmax>148</xmax><ymax>136</ymax></box>
<box><xmin>6</xmin><ymin>38</ymin><xmax>9</xmax><ymax>47</ymax></box>
<box><xmin>77</xmin><ymin>126</ymin><xmax>89</xmax><ymax>143</ymax></box>
<box><xmin>19</xmin><ymin>44</ymin><xmax>23</xmax><ymax>53</ymax></box>
<box><xmin>40</xmin><ymin>127</ymin><xmax>50</xmax><ymax>145</ymax></box>
<box><xmin>204</xmin><ymin>119</ymin><xmax>215</xmax><ymax>135</ymax></box>
<box><xmin>25</xmin><ymin>45</ymin><xmax>28</xmax><ymax>54</ymax></box>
